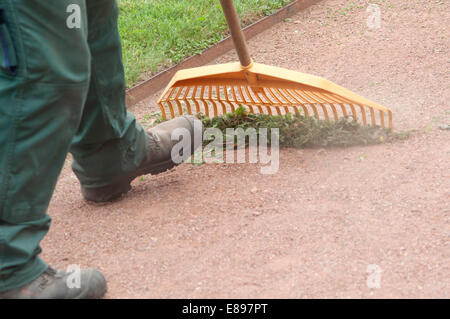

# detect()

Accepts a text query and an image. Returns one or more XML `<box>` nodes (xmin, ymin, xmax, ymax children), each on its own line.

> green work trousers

<box><xmin>0</xmin><ymin>0</ymin><xmax>148</xmax><ymax>292</ymax></box>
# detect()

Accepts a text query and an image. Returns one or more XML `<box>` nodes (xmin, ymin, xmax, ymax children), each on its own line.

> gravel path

<box><xmin>42</xmin><ymin>0</ymin><xmax>449</xmax><ymax>298</ymax></box>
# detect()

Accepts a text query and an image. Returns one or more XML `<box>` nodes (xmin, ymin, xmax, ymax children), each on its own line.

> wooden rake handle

<box><xmin>219</xmin><ymin>0</ymin><xmax>253</xmax><ymax>68</ymax></box>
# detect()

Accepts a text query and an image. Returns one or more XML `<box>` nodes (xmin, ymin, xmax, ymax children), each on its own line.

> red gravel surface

<box><xmin>42</xmin><ymin>0</ymin><xmax>449</xmax><ymax>298</ymax></box>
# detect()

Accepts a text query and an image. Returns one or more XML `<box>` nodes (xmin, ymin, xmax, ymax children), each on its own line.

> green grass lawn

<box><xmin>118</xmin><ymin>0</ymin><xmax>294</xmax><ymax>87</ymax></box>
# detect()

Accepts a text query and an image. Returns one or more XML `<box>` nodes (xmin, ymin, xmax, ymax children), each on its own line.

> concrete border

<box><xmin>125</xmin><ymin>0</ymin><xmax>322</xmax><ymax>107</ymax></box>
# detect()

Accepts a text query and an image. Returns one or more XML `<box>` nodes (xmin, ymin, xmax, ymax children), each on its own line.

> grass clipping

<box><xmin>194</xmin><ymin>106</ymin><xmax>392</xmax><ymax>148</ymax></box>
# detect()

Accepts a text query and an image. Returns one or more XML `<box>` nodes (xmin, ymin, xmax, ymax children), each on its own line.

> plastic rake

<box><xmin>158</xmin><ymin>0</ymin><xmax>392</xmax><ymax>129</ymax></box>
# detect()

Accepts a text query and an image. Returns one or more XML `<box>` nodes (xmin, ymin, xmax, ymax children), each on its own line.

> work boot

<box><xmin>81</xmin><ymin>115</ymin><xmax>203</xmax><ymax>202</ymax></box>
<box><xmin>0</xmin><ymin>267</ymin><xmax>107</xmax><ymax>299</ymax></box>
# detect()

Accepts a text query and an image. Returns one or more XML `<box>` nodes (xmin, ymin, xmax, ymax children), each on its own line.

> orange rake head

<box><xmin>158</xmin><ymin>0</ymin><xmax>392</xmax><ymax>129</ymax></box>
<box><xmin>157</xmin><ymin>61</ymin><xmax>393</xmax><ymax>129</ymax></box>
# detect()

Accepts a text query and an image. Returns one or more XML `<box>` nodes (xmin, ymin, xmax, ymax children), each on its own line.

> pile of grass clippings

<box><xmin>150</xmin><ymin>106</ymin><xmax>409</xmax><ymax>149</ymax></box>
<box><xmin>197</xmin><ymin>106</ymin><xmax>394</xmax><ymax>148</ymax></box>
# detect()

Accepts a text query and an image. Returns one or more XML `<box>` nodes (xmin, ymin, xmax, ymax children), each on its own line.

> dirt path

<box><xmin>42</xmin><ymin>0</ymin><xmax>449</xmax><ymax>298</ymax></box>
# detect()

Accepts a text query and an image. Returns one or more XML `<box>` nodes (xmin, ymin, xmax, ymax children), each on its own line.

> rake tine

<box><xmin>244</xmin><ymin>86</ymin><xmax>264</xmax><ymax>114</ymax></box>
<box><xmin>236</xmin><ymin>86</ymin><xmax>254</xmax><ymax>113</ymax></box>
<box><xmin>158</xmin><ymin>102</ymin><xmax>167</xmax><ymax>119</ymax></box>
<box><xmin>173</xmin><ymin>87</ymin><xmax>184</xmax><ymax>115</ymax></box>
<box><xmin>166</xmin><ymin>87</ymin><xmax>177</xmax><ymax>118</ymax></box>
<box><xmin>231</xmin><ymin>86</ymin><xmax>240</xmax><ymax>104</ymax></box>
<box><xmin>280</xmin><ymin>89</ymin><xmax>305</xmax><ymax>116</ymax></box>
<box><xmin>216</xmin><ymin>85</ymin><xmax>228</xmax><ymax>114</ymax></box>
<box><xmin>379</xmin><ymin>109</ymin><xmax>385</xmax><ymax>128</ymax></box>
<box><xmin>292</xmin><ymin>90</ymin><xmax>320</xmax><ymax>119</ymax></box>
<box><xmin>236</xmin><ymin>86</ymin><xmax>245</xmax><ymax>104</ymax></box>
<box><xmin>309</xmin><ymin>91</ymin><xmax>339</xmax><ymax>121</ymax></box>
<box><xmin>259</xmin><ymin>89</ymin><xmax>282</xmax><ymax>115</ymax></box>
<box><xmin>182</xmin><ymin>86</ymin><xmax>192</xmax><ymax>115</ymax></box>
<box><xmin>230</xmin><ymin>102</ymin><xmax>236</xmax><ymax>112</ymax></box>
<box><xmin>309</xmin><ymin>91</ymin><xmax>339</xmax><ymax>120</ymax></box>
<box><xmin>388</xmin><ymin>110</ymin><xmax>393</xmax><ymax>129</ymax></box>
<box><xmin>192</xmin><ymin>86</ymin><xmax>201</xmax><ymax>114</ymax></box>
<box><xmin>223</xmin><ymin>86</ymin><xmax>236</xmax><ymax>113</ymax></box>
<box><xmin>175</xmin><ymin>99</ymin><xmax>183</xmax><ymax>116</ymax></box>
<box><xmin>250</xmin><ymin>88</ymin><xmax>270</xmax><ymax>114</ymax></box>
<box><xmin>251</xmin><ymin>88</ymin><xmax>271</xmax><ymax>114</ymax></box>
<box><xmin>168</xmin><ymin>101</ymin><xmax>176</xmax><ymax>118</ymax></box>
<box><xmin>271</xmin><ymin>88</ymin><xmax>290</xmax><ymax>114</ymax></box>
<box><xmin>222</xmin><ymin>86</ymin><xmax>234</xmax><ymax>113</ymax></box>
<box><xmin>313</xmin><ymin>91</ymin><xmax>362</xmax><ymax>124</ymax></box>
<box><xmin>207</xmin><ymin>85</ymin><xmax>218</xmax><ymax>117</ymax></box>
<box><xmin>224</xmin><ymin>85</ymin><xmax>235</xmax><ymax>112</ymax></box>
<box><xmin>321</xmin><ymin>92</ymin><xmax>369</xmax><ymax>126</ymax></box>
<box><xmin>264</xmin><ymin>88</ymin><xmax>284</xmax><ymax>115</ymax></box>
<box><xmin>291</xmin><ymin>89</ymin><xmax>316</xmax><ymax>116</ymax></box>
<box><xmin>302</xmin><ymin>90</ymin><xmax>330</xmax><ymax>121</ymax></box>
<box><xmin>218</xmin><ymin>99</ymin><xmax>227</xmax><ymax>115</ymax></box>
<box><xmin>357</xmin><ymin>104</ymin><xmax>367</xmax><ymax>125</ymax></box>
<box><xmin>347</xmin><ymin>104</ymin><xmax>357</xmax><ymax>121</ymax></box>
<box><xmin>229</xmin><ymin>86</ymin><xmax>241</xmax><ymax>112</ymax></box>
<box><xmin>320</xmin><ymin>91</ymin><xmax>349</xmax><ymax>118</ymax></box>
<box><xmin>200</xmin><ymin>85</ymin><xmax>209</xmax><ymax>117</ymax></box>
<box><xmin>369</xmin><ymin>107</ymin><xmax>376</xmax><ymax>126</ymax></box>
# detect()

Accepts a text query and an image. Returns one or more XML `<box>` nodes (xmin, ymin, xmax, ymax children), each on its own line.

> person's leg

<box><xmin>71</xmin><ymin>0</ymin><xmax>203</xmax><ymax>203</ymax></box>
<box><xmin>0</xmin><ymin>0</ymin><xmax>90</xmax><ymax>292</ymax></box>
<box><xmin>70</xmin><ymin>0</ymin><xmax>148</xmax><ymax>189</ymax></box>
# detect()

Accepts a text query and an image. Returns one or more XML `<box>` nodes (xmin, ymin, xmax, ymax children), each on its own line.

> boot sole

<box><xmin>81</xmin><ymin>159</ymin><xmax>178</xmax><ymax>203</ymax></box>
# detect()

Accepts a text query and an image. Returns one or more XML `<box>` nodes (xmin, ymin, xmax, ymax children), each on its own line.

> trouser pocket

<box><xmin>0</xmin><ymin>8</ymin><xmax>17</xmax><ymax>76</ymax></box>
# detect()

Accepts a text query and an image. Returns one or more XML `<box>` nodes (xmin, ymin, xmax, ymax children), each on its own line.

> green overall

<box><xmin>0</xmin><ymin>0</ymin><xmax>148</xmax><ymax>292</ymax></box>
